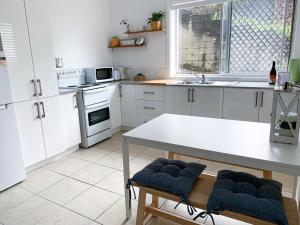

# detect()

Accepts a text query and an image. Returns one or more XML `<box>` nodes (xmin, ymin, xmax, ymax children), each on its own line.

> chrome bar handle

<box><xmin>40</xmin><ymin>101</ymin><xmax>46</xmax><ymax>118</ymax></box>
<box><xmin>31</xmin><ymin>79</ymin><xmax>38</xmax><ymax>97</ymax></box>
<box><xmin>144</xmin><ymin>106</ymin><xmax>156</xmax><ymax>110</ymax></box>
<box><xmin>35</xmin><ymin>102</ymin><xmax>41</xmax><ymax>119</ymax></box>
<box><xmin>73</xmin><ymin>94</ymin><xmax>78</xmax><ymax>109</ymax></box>
<box><xmin>192</xmin><ymin>88</ymin><xmax>195</xmax><ymax>102</ymax></box>
<box><xmin>119</xmin><ymin>85</ymin><xmax>122</xmax><ymax>98</ymax></box>
<box><xmin>143</xmin><ymin>91</ymin><xmax>155</xmax><ymax>94</ymax></box>
<box><xmin>255</xmin><ymin>91</ymin><xmax>259</xmax><ymax>107</ymax></box>
<box><xmin>37</xmin><ymin>79</ymin><xmax>42</xmax><ymax>97</ymax></box>
<box><xmin>188</xmin><ymin>88</ymin><xmax>191</xmax><ymax>102</ymax></box>
<box><xmin>260</xmin><ymin>91</ymin><xmax>264</xmax><ymax>107</ymax></box>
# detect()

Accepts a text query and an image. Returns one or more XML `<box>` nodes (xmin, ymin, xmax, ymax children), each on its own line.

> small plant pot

<box><xmin>111</xmin><ymin>38</ymin><xmax>120</xmax><ymax>47</ymax></box>
<box><xmin>151</xmin><ymin>21</ymin><xmax>162</xmax><ymax>30</ymax></box>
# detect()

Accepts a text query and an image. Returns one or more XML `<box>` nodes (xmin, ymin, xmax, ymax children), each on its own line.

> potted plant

<box><xmin>147</xmin><ymin>11</ymin><xmax>166</xmax><ymax>30</ymax></box>
<box><xmin>120</xmin><ymin>19</ymin><xmax>130</xmax><ymax>32</ymax></box>
<box><xmin>111</xmin><ymin>36</ymin><xmax>120</xmax><ymax>47</ymax></box>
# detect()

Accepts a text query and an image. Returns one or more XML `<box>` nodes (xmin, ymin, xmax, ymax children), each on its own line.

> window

<box><xmin>171</xmin><ymin>0</ymin><xmax>295</xmax><ymax>76</ymax></box>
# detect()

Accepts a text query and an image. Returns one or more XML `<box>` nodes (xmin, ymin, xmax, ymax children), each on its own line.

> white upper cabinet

<box><xmin>165</xmin><ymin>86</ymin><xmax>192</xmax><ymax>115</ymax></box>
<box><xmin>258</xmin><ymin>90</ymin><xmax>273</xmax><ymax>123</ymax></box>
<box><xmin>223</xmin><ymin>88</ymin><xmax>260</xmax><ymax>122</ymax></box>
<box><xmin>191</xmin><ymin>87</ymin><xmax>223</xmax><ymax>118</ymax></box>
<box><xmin>24</xmin><ymin>0</ymin><xmax>59</xmax><ymax>98</ymax></box>
<box><xmin>120</xmin><ymin>84</ymin><xmax>137</xmax><ymax>128</ymax></box>
<box><xmin>0</xmin><ymin>0</ymin><xmax>35</xmax><ymax>102</ymax></box>
<box><xmin>40</xmin><ymin>96</ymin><xmax>64</xmax><ymax>158</ymax></box>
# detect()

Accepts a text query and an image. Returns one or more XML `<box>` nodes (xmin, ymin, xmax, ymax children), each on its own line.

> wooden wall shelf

<box><xmin>108</xmin><ymin>44</ymin><xmax>145</xmax><ymax>49</ymax></box>
<box><xmin>124</xmin><ymin>28</ymin><xmax>166</xmax><ymax>35</ymax></box>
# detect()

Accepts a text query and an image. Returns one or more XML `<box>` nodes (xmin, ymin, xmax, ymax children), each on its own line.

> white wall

<box><xmin>110</xmin><ymin>0</ymin><xmax>168</xmax><ymax>79</ymax></box>
<box><xmin>48</xmin><ymin>0</ymin><xmax>113</xmax><ymax>68</ymax></box>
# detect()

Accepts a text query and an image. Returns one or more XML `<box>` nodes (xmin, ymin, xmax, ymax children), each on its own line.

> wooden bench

<box><xmin>133</xmin><ymin>174</ymin><xmax>298</xmax><ymax>225</ymax></box>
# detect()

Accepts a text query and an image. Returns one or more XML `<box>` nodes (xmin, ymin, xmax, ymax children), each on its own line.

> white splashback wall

<box><xmin>110</xmin><ymin>0</ymin><xmax>168</xmax><ymax>79</ymax></box>
<box><xmin>48</xmin><ymin>0</ymin><xmax>113</xmax><ymax>68</ymax></box>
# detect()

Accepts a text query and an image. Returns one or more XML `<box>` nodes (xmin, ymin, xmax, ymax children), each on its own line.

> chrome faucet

<box><xmin>192</xmin><ymin>73</ymin><xmax>206</xmax><ymax>84</ymax></box>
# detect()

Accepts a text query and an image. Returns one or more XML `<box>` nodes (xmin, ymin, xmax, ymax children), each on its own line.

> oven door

<box><xmin>84</xmin><ymin>101</ymin><xmax>111</xmax><ymax>137</ymax></box>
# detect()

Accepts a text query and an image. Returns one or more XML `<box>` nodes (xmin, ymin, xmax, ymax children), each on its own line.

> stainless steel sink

<box><xmin>176</xmin><ymin>81</ymin><xmax>214</xmax><ymax>85</ymax></box>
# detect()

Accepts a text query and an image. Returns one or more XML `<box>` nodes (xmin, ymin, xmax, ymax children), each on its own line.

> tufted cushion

<box><xmin>132</xmin><ymin>158</ymin><xmax>206</xmax><ymax>201</ymax></box>
<box><xmin>207</xmin><ymin>170</ymin><xmax>288</xmax><ymax>225</ymax></box>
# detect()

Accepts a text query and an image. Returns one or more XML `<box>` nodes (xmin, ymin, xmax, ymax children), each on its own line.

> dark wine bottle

<box><xmin>269</xmin><ymin>61</ymin><xmax>276</xmax><ymax>84</ymax></box>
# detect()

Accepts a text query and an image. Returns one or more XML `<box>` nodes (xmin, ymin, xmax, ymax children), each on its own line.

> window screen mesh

<box><xmin>229</xmin><ymin>0</ymin><xmax>294</xmax><ymax>73</ymax></box>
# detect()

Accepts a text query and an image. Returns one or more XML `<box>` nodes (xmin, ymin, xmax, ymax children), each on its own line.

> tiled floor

<box><xmin>0</xmin><ymin>132</ymin><xmax>295</xmax><ymax>225</ymax></box>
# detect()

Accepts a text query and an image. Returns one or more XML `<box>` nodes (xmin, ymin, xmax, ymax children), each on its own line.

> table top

<box><xmin>124</xmin><ymin>114</ymin><xmax>300</xmax><ymax>176</ymax></box>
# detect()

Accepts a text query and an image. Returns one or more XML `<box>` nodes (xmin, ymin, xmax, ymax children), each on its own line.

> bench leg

<box><xmin>151</xmin><ymin>194</ymin><xmax>159</xmax><ymax>218</ymax></box>
<box><xmin>136</xmin><ymin>189</ymin><xmax>147</xmax><ymax>225</ymax></box>
<box><xmin>263</xmin><ymin>170</ymin><xmax>272</xmax><ymax>179</ymax></box>
<box><xmin>167</xmin><ymin>151</ymin><xmax>181</xmax><ymax>160</ymax></box>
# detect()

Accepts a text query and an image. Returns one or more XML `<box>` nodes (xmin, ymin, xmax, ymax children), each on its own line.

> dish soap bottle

<box><xmin>269</xmin><ymin>61</ymin><xmax>277</xmax><ymax>84</ymax></box>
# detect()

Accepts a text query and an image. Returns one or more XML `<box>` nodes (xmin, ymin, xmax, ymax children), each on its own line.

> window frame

<box><xmin>167</xmin><ymin>0</ymin><xmax>297</xmax><ymax>79</ymax></box>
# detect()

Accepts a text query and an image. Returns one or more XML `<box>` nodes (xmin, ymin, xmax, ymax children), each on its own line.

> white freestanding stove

<box><xmin>58</xmin><ymin>69</ymin><xmax>112</xmax><ymax>148</ymax></box>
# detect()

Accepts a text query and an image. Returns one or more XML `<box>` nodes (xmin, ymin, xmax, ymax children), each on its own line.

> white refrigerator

<box><xmin>0</xmin><ymin>35</ymin><xmax>26</xmax><ymax>192</ymax></box>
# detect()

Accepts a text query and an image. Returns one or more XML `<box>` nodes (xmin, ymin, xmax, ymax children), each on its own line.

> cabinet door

<box><xmin>14</xmin><ymin>100</ymin><xmax>46</xmax><ymax>167</ymax></box>
<box><xmin>60</xmin><ymin>93</ymin><xmax>81</xmax><ymax>149</ymax></box>
<box><xmin>108</xmin><ymin>84</ymin><xmax>122</xmax><ymax>130</ymax></box>
<box><xmin>40</xmin><ymin>96</ymin><xmax>65</xmax><ymax>158</ymax></box>
<box><xmin>0</xmin><ymin>0</ymin><xmax>36</xmax><ymax>102</ymax></box>
<box><xmin>165</xmin><ymin>86</ymin><xmax>192</xmax><ymax>115</ymax></box>
<box><xmin>120</xmin><ymin>85</ymin><xmax>136</xmax><ymax>128</ymax></box>
<box><xmin>223</xmin><ymin>88</ymin><xmax>259</xmax><ymax>122</ymax></box>
<box><xmin>258</xmin><ymin>90</ymin><xmax>273</xmax><ymax>123</ymax></box>
<box><xmin>191</xmin><ymin>87</ymin><xmax>223</xmax><ymax>118</ymax></box>
<box><xmin>24</xmin><ymin>0</ymin><xmax>58</xmax><ymax>98</ymax></box>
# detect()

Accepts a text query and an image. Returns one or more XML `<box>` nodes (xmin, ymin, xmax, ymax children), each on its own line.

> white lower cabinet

<box><xmin>15</xmin><ymin>100</ymin><xmax>46</xmax><ymax>167</ymax></box>
<box><xmin>258</xmin><ymin>90</ymin><xmax>273</xmax><ymax>123</ymax></box>
<box><xmin>60</xmin><ymin>93</ymin><xmax>81</xmax><ymax>149</ymax></box>
<box><xmin>165</xmin><ymin>86</ymin><xmax>192</xmax><ymax>115</ymax></box>
<box><xmin>120</xmin><ymin>84</ymin><xmax>137</xmax><ymax>128</ymax></box>
<box><xmin>108</xmin><ymin>84</ymin><xmax>122</xmax><ymax>130</ymax></box>
<box><xmin>15</xmin><ymin>96</ymin><xmax>64</xmax><ymax>167</ymax></box>
<box><xmin>223</xmin><ymin>88</ymin><xmax>260</xmax><ymax>122</ymax></box>
<box><xmin>191</xmin><ymin>87</ymin><xmax>223</xmax><ymax>118</ymax></box>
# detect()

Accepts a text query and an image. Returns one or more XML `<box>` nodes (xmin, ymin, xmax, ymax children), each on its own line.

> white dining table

<box><xmin>122</xmin><ymin>114</ymin><xmax>300</xmax><ymax>221</ymax></box>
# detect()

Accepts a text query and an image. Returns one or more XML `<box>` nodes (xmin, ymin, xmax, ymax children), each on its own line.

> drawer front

<box><xmin>136</xmin><ymin>114</ymin><xmax>160</xmax><ymax>126</ymax></box>
<box><xmin>136</xmin><ymin>100</ymin><xmax>165</xmax><ymax>116</ymax></box>
<box><xmin>135</xmin><ymin>85</ymin><xmax>165</xmax><ymax>101</ymax></box>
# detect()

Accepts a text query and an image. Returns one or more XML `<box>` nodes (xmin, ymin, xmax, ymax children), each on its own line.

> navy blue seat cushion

<box><xmin>207</xmin><ymin>170</ymin><xmax>288</xmax><ymax>225</ymax></box>
<box><xmin>132</xmin><ymin>158</ymin><xmax>206</xmax><ymax>201</ymax></box>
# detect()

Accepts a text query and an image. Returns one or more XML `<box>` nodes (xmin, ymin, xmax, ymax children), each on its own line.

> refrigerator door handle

<box><xmin>35</xmin><ymin>102</ymin><xmax>41</xmax><ymax>119</ymax></box>
<box><xmin>37</xmin><ymin>79</ymin><xmax>43</xmax><ymax>97</ymax></box>
<box><xmin>0</xmin><ymin>104</ymin><xmax>8</xmax><ymax>111</ymax></box>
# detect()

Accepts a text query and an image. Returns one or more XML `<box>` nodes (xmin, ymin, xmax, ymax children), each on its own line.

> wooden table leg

<box><xmin>263</xmin><ymin>170</ymin><xmax>272</xmax><ymax>179</ymax></box>
<box><xmin>167</xmin><ymin>151</ymin><xmax>175</xmax><ymax>160</ymax></box>
<box><xmin>136</xmin><ymin>189</ymin><xmax>147</xmax><ymax>225</ymax></box>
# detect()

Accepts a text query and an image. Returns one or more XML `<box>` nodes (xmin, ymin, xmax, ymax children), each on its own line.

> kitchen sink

<box><xmin>176</xmin><ymin>81</ymin><xmax>214</xmax><ymax>85</ymax></box>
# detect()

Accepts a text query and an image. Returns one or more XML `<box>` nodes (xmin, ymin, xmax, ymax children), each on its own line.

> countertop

<box><xmin>59</xmin><ymin>79</ymin><xmax>275</xmax><ymax>95</ymax></box>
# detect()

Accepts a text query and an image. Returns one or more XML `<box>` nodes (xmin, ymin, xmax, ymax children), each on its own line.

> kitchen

<box><xmin>1</xmin><ymin>0</ymin><xmax>300</xmax><ymax>225</ymax></box>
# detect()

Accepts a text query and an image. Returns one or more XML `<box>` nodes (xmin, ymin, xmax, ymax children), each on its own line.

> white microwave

<box><xmin>84</xmin><ymin>67</ymin><xmax>114</xmax><ymax>83</ymax></box>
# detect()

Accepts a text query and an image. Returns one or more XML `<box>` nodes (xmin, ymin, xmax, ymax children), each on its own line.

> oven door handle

<box><xmin>84</xmin><ymin>101</ymin><xmax>109</xmax><ymax>112</ymax></box>
<box><xmin>84</xmin><ymin>86</ymin><xmax>108</xmax><ymax>95</ymax></box>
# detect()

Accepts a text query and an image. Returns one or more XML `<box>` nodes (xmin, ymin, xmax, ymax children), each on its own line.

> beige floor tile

<box><xmin>44</xmin><ymin>157</ymin><xmax>90</xmax><ymax>176</ymax></box>
<box><xmin>0</xmin><ymin>195</ymin><xmax>59</xmax><ymax>225</ymax></box>
<box><xmin>96</xmin><ymin>152</ymin><xmax>135</xmax><ymax>169</ymax></box>
<box><xmin>20</xmin><ymin>168</ymin><xmax>65</xmax><ymax>194</ymax></box>
<box><xmin>70</xmin><ymin>163</ymin><xmax>115</xmax><ymax>185</ymax></box>
<box><xmin>39</xmin><ymin>177</ymin><xmax>91</xmax><ymax>206</ymax></box>
<box><xmin>36</xmin><ymin>207</ymin><xmax>94</xmax><ymax>225</ymax></box>
<box><xmin>138</xmin><ymin>148</ymin><xmax>166</xmax><ymax>160</ymax></box>
<box><xmin>204</xmin><ymin>214</ymin><xmax>250</xmax><ymax>225</ymax></box>
<box><xmin>95</xmin><ymin>170</ymin><xmax>125</xmax><ymax>195</ymax></box>
<box><xmin>128</xmin><ymin>157</ymin><xmax>152</xmax><ymax>174</ymax></box>
<box><xmin>93</xmin><ymin>139</ymin><xmax>122</xmax><ymax>152</ymax></box>
<box><xmin>146</xmin><ymin>217</ymin><xmax>182</xmax><ymax>225</ymax></box>
<box><xmin>0</xmin><ymin>186</ymin><xmax>34</xmax><ymax>215</ymax></box>
<box><xmin>70</xmin><ymin>148</ymin><xmax>111</xmax><ymax>163</ymax></box>
<box><xmin>96</xmin><ymin>197</ymin><xmax>138</xmax><ymax>225</ymax></box>
<box><xmin>65</xmin><ymin>186</ymin><xmax>121</xmax><ymax>220</ymax></box>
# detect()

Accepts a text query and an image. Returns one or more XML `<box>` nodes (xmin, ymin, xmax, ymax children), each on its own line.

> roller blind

<box><xmin>170</xmin><ymin>0</ymin><xmax>237</xmax><ymax>10</ymax></box>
